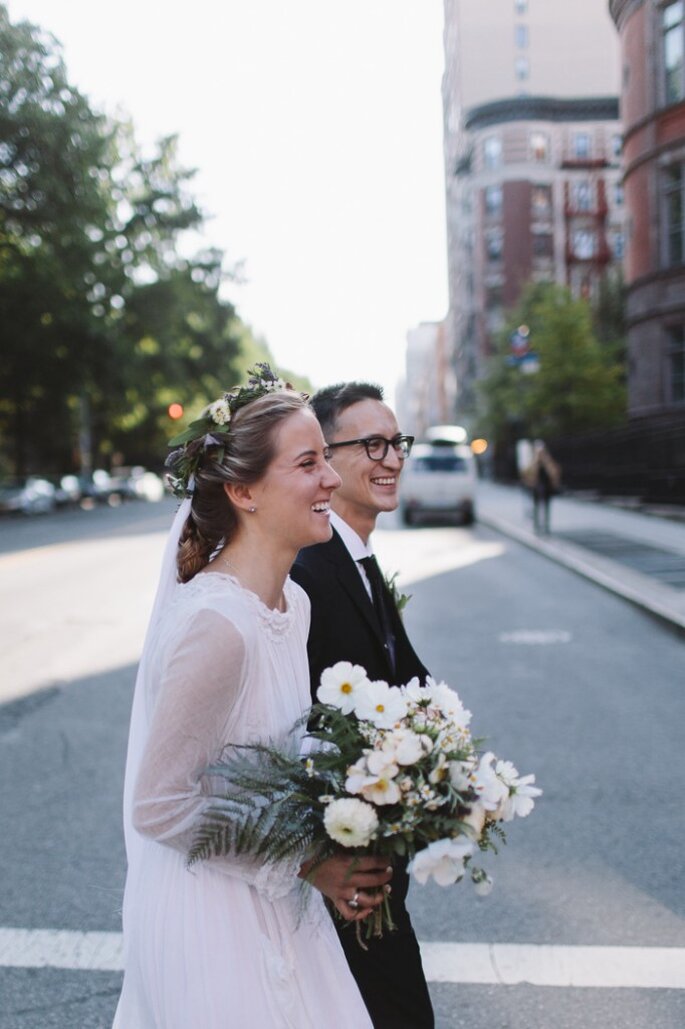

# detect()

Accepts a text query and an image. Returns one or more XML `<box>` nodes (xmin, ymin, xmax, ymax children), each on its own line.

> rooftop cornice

<box><xmin>464</xmin><ymin>95</ymin><xmax>620</xmax><ymax>130</ymax></box>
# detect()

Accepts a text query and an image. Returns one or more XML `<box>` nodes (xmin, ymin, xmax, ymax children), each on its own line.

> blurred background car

<box><xmin>0</xmin><ymin>476</ymin><xmax>57</xmax><ymax>515</ymax></box>
<box><xmin>400</xmin><ymin>433</ymin><xmax>477</xmax><ymax>527</ymax></box>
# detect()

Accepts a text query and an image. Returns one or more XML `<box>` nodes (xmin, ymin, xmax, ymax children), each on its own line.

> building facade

<box><xmin>443</xmin><ymin>0</ymin><xmax>622</xmax><ymax>420</ymax></box>
<box><xmin>397</xmin><ymin>321</ymin><xmax>455</xmax><ymax>440</ymax></box>
<box><xmin>610</xmin><ymin>0</ymin><xmax>685</xmax><ymax>415</ymax></box>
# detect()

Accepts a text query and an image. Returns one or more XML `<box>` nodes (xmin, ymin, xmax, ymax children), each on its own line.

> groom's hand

<box><xmin>299</xmin><ymin>854</ymin><xmax>393</xmax><ymax>922</ymax></box>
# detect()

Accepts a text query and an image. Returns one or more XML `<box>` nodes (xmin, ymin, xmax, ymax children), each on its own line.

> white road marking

<box><xmin>1</xmin><ymin>928</ymin><xmax>684</xmax><ymax>989</ymax></box>
<box><xmin>419</xmin><ymin>942</ymin><xmax>685</xmax><ymax>989</ymax></box>
<box><xmin>499</xmin><ymin>630</ymin><xmax>572</xmax><ymax>644</ymax></box>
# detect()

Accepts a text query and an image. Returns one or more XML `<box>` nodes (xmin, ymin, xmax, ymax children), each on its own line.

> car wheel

<box><xmin>461</xmin><ymin>504</ymin><xmax>475</xmax><ymax>526</ymax></box>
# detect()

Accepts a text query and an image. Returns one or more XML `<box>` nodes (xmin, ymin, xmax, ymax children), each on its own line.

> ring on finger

<box><xmin>348</xmin><ymin>891</ymin><xmax>360</xmax><ymax>910</ymax></box>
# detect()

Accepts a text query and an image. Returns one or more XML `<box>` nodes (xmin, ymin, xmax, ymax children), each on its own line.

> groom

<box><xmin>291</xmin><ymin>382</ymin><xmax>434</xmax><ymax>1029</ymax></box>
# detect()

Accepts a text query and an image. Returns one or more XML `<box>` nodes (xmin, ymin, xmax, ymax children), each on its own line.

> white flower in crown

<box><xmin>206</xmin><ymin>398</ymin><xmax>231</xmax><ymax>425</ymax></box>
<box><xmin>317</xmin><ymin>661</ymin><xmax>371</xmax><ymax>714</ymax></box>
<box><xmin>354</xmin><ymin>680</ymin><xmax>408</xmax><ymax>729</ymax></box>
<box><xmin>323</xmin><ymin>797</ymin><xmax>379</xmax><ymax>848</ymax></box>
<box><xmin>493</xmin><ymin>759</ymin><xmax>543</xmax><ymax>821</ymax></box>
<box><xmin>425</xmin><ymin>677</ymin><xmax>472</xmax><ymax>730</ymax></box>
<box><xmin>409</xmin><ymin>836</ymin><xmax>475</xmax><ymax>886</ymax></box>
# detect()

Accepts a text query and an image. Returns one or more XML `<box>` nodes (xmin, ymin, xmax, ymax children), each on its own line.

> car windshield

<box><xmin>413</xmin><ymin>455</ymin><xmax>467</xmax><ymax>472</ymax></box>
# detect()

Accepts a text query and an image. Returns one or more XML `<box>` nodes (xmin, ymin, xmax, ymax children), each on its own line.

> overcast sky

<box><xmin>8</xmin><ymin>0</ymin><xmax>449</xmax><ymax>401</ymax></box>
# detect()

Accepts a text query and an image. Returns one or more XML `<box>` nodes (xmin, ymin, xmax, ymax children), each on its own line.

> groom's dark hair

<box><xmin>310</xmin><ymin>381</ymin><xmax>384</xmax><ymax>440</ymax></box>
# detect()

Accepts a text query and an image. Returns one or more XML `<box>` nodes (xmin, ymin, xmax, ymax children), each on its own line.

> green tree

<box><xmin>0</xmin><ymin>4</ymin><xmax>117</xmax><ymax>473</ymax></box>
<box><xmin>477</xmin><ymin>283</ymin><xmax>626</xmax><ymax>464</ymax></box>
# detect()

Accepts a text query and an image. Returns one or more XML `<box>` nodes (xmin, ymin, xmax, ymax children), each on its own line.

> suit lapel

<box><xmin>325</xmin><ymin>530</ymin><xmax>393</xmax><ymax>677</ymax></box>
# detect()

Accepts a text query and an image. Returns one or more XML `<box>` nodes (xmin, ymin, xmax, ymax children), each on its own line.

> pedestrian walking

<box><xmin>523</xmin><ymin>440</ymin><xmax>562</xmax><ymax>534</ymax></box>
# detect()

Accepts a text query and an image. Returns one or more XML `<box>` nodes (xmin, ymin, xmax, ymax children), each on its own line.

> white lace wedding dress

<box><xmin>113</xmin><ymin>571</ymin><xmax>372</xmax><ymax>1029</ymax></box>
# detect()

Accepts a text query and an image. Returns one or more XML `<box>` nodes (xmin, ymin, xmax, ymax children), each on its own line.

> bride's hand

<box><xmin>299</xmin><ymin>854</ymin><xmax>393</xmax><ymax>921</ymax></box>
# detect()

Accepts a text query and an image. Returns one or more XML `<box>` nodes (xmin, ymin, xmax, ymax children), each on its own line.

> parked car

<box><xmin>400</xmin><ymin>441</ymin><xmax>477</xmax><ymax>526</ymax></box>
<box><xmin>0</xmin><ymin>476</ymin><xmax>57</xmax><ymax>515</ymax></box>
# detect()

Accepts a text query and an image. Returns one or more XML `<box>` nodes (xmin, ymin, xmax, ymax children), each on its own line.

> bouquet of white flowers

<box><xmin>189</xmin><ymin>662</ymin><xmax>541</xmax><ymax>938</ymax></box>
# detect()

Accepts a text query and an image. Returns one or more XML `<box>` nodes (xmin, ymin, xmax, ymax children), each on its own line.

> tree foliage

<box><xmin>0</xmin><ymin>5</ymin><xmax>290</xmax><ymax>476</ymax></box>
<box><xmin>477</xmin><ymin>282</ymin><xmax>627</xmax><ymax>460</ymax></box>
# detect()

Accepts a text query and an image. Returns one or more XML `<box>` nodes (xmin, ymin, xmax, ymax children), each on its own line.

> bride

<box><xmin>113</xmin><ymin>367</ymin><xmax>387</xmax><ymax>1028</ymax></box>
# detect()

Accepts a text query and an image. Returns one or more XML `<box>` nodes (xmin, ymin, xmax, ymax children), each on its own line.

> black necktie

<box><xmin>358</xmin><ymin>556</ymin><xmax>396</xmax><ymax>674</ymax></box>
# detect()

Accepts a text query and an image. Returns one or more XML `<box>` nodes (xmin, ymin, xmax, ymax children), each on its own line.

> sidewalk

<box><xmin>476</xmin><ymin>481</ymin><xmax>685</xmax><ymax>634</ymax></box>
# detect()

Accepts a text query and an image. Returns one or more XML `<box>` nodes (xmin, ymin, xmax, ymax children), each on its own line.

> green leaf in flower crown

<box><xmin>168</xmin><ymin>416</ymin><xmax>215</xmax><ymax>447</ymax></box>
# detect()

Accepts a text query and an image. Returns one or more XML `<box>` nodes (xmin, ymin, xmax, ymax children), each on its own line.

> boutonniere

<box><xmin>384</xmin><ymin>570</ymin><xmax>411</xmax><ymax>618</ymax></box>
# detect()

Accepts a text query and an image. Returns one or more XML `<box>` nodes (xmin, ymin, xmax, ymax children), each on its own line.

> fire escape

<box><xmin>562</xmin><ymin>157</ymin><xmax>612</xmax><ymax>296</ymax></box>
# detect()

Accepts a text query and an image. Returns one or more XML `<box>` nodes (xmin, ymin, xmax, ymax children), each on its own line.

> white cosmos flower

<box><xmin>317</xmin><ymin>661</ymin><xmax>370</xmax><ymax>714</ymax></box>
<box><xmin>359</xmin><ymin>773</ymin><xmax>402</xmax><ymax>806</ymax></box>
<box><xmin>323</xmin><ymin>797</ymin><xmax>379</xmax><ymax>848</ymax></box>
<box><xmin>381</xmin><ymin>728</ymin><xmax>426</xmax><ymax>766</ymax></box>
<box><xmin>354</xmin><ymin>680</ymin><xmax>408</xmax><ymax>728</ymax></box>
<box><xmin>207</xmin><ymin>398</ymin><xmax>231</xmax><ymax>425</ymax></box>
<box><xmin>402</xmin><ymin>677</ymin><xmax>429</xmax><ymax>705</ymax></box>
<box><xmin>344</xmin><ymin>756</ymin><xmax>371</xmax><ymax>795</ymax></box>
<box><xmin>426</xmin><ymin>677</ymin><xmax>472</xmax><ymax>729</ymax></box>
<box><xmin>474</xmin><ymin>752</ymin><xmax>510</xmax><ymax>812</ymax></box>
<box><xmin>409</xmin><ymin>837</ymin><xmax>475</xmax><ymax>886</ymax></box>
<box><xmin>346</xmin><ymin>750</ymin><xmax>401</xmax><ymax>806</ymax></box>
<box><xmin>494</xmin><ymin>760</ymin><xmax>542</xmax><ymax>821</ymax></box>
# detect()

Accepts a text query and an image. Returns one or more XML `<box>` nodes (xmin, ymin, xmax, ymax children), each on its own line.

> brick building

<box><xmin>610</xmin><ymin>0</ymin><xmax>685</xmax><ymax>415</ymax></box>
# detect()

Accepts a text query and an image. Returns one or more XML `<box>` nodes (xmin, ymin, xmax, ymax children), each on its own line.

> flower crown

<box><xmin>166</xmin><ymin>363</ymin><xmax>302</xmax><ymax>498</ymax></box>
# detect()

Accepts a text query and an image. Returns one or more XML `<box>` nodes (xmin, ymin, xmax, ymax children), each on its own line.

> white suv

<box><xmin>400</xmin><ymin>441</ymin><xmax>477</xmax><ymax>526</ymax></box>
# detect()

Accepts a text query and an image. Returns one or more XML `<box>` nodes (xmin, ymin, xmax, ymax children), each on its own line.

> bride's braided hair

<box><xmin>167</xmin><ymin>365</ymin><xmax>308</xmax><ymax>583</ymax></box>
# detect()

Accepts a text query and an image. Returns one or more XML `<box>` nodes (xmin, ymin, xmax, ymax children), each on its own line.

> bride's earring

<box><xmin>248</xmin><ymin>506</ymin><xmax>256</xmax><ymax>513</ymax></box>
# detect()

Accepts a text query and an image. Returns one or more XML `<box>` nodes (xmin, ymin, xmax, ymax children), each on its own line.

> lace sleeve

<box><xmin>132</xmin><ymin>605</ymin><xmax>299</xmax><ymax>899</ymax></box>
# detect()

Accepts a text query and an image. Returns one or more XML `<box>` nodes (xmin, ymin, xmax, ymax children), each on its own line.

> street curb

<box><xmin>477</xmin><ymin>512</ymin><xmax>685</xmax><ymax>636</ymax></box>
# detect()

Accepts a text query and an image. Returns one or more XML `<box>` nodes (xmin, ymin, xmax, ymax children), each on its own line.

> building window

<box><xmin>515</xmin><ymin>24</ymin><xmax>528</xmax><ymax>48</ymax></box>
<box><xmin>612</xmin><ymin>231</ymin><xmax>625</xmax><ymax>260</ymax></box>
<box><xmin>614</xmin><ymin>182</ymin><xmax>624</xmax><ymax>206</ymax></box>
<box><xmin>530</xmin><ymin>132</ymin><xmax>549</xmax><ymax>163</ymax></box>
<box><xmin>573</xmin><ymin>229</ymin><xmax>596</xmax><ymax>260</ymax></box>
<box><xmin>532</xmin><ymin>232</ymin><xmax>554</xmax><ymax>258</ymax></box>
<box><xmin>483</xmin><ymin>136</ymin><xmax>502</xmax><ymax>170</ymax></box>
<box><xmin>484</xmin><ymin>184</ymin><xmax>503</xmax><ymax>216</ymax></box>
<box><xmin>574</xmin><ymin>133</ymin><xmax>591</xmax><ymax>159</ymax></box>
<box><xmin>611</xmin><ymin>134</ymin><xmax>622</xmax><ymax>158</ymax></box>
<box><xmin>532</xmin><ymin>184</ymin><xmax>553</xmax><ymax>218</ymax></box>
<box><xmin>663</xmin><ymin>1</ymin><xmax>685</xmax><ymax>104</ymax></box>
<box><xmin>662</xmin><ymin>163</ymin><xmax>685</xmax><ymax>266</ymax></box>
<box><xmin>574</xmin><ymin>180</ymin><xmax>593</xmax><ymax>211</ymax></box>
<box><xmin>485</xmin><ymin>230</ymin><xmax>503</xmax><ymax>262</ymax></box>
<box><xmin>668</xmin><ymin>326</ymin><xmax>685</xmax><ymax>402</ymax></box>
<box><xmin>515</xmin><ymin>56</ymin><xmax>529</xmax><ymax>80</ymax></box>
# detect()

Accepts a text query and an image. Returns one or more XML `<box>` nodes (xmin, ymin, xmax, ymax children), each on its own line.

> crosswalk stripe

<box><xmin>1</xmin><ymin>929</ymin><xmax>684</xmax><ymax>989</ymax></box>
<box><xmin>419</xmin><ymin>941</ymin><xmax>685</xmax><ymax>990</ymax></box>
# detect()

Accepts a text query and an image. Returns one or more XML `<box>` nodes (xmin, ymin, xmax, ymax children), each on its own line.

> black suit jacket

<box><xmin>291</xmin><ymin>529</ymin><xmax>434</xmax><ymax>1029</ymax></box>
<box><xmin>292</xmin><ymin>529</ymin><xmax>428</xmax><ymax>695</ymax></box>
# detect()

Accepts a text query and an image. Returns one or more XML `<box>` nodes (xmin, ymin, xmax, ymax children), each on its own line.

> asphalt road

<box><xmin>0</xmin><ymin>500</ymin><xmax>683</xmax><ymax>1028</ymax></box>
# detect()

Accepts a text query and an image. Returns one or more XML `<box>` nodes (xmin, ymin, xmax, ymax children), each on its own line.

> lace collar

<box><xmin>183</xmin><ymin>571</ymin><xmax>296</xmax><ymax>641</ymax></box>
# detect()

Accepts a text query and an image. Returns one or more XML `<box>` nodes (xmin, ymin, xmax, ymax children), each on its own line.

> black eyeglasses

<box><xmin>326</xmin><ymin>434</ymin><xmax>415</xmax><ymax>461</ymax></box>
